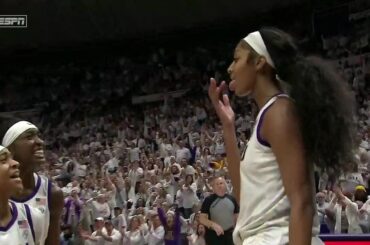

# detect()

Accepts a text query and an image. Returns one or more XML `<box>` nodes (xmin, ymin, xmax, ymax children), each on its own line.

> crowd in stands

<box><xmin>0</xmin><ymin>12</ymin><xmax>370</xmax><ymax>245</ymax></box>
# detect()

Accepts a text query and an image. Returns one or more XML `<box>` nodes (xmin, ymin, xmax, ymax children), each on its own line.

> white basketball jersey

<box><xmin>11</xmin><ymin>173</ymin><xmax>51</xmax><ymax>245</ymax></box>
<box><xmin>233</xmin><ymin>94</ymin><xmax>321</xmax><ymax>245</ymax></box>
<box><xmin>0</xmin><ymin>202</ymin><xmax>37</xmax><ymax>245</ymax></box>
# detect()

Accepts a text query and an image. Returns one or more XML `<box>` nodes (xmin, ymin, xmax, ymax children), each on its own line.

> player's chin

<box><xmin>8</xmin><ymin>177</ymin><xmax>24</xmax><ymax>193</ymax></box>
<box><xmin>33</xmin><ymin>157</ymin><xmax>46</xmax><ymax>166</ymax></box>
<box><xmin>234</xmin><ymin>88</ymin><xmax>251</xmax><ymax>98</ymax></box>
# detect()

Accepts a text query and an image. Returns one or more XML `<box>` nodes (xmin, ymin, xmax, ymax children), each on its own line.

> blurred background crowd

<box><xmin>0</xmin><ymin>0</ymin><xmax>369</xmax><ymax>244</ymax></box>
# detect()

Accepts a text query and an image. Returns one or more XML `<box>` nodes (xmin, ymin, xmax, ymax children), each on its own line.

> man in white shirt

<box><xmin>316</xmin><ymin>192</ymin><xmax>329</xmax><ymax>224</ymax></box>
<box><xmin>128</xmin><ymin>161</ymin><xmax>144</xmax><ymax>182</ymax></box>
<box><xmin>112</xmin><ymin>207</ymin><xmax>127</xmax><ymax>235</ymax></box>
<box><xmin>128</xmin><ymin>142</ymin><xmax>141</xmax><ymax>162</ymax></box>
<box><xmin>145</xmin><ymin>214</ymin><xmax>165</xmax><ymax>245</ymax></box>
<box><xmin>83</xmin><ymin>217</ymin><xmax>105</xmax><ymax>245</ymax></box>
<box><xmin>180</xmin><ymin>158</ymin><xmax>195</xmax><ymax>176</ymax></box>
<box><xmin>74</xmin><ymin>157</ymin><xmax>88</xmax><ymax>178</ymax></box>
<box><xmin>175</xmin><ymin>140</ymin><xmax>191</xmax><ymax>163</ymax></box>
<box><xmin>98</xmin><ymin>219</ymin><xmax>122</xmax><ymax>245</ymax></box>
<box><xmin>91</xmin><ymin>194</ymin><xmax>111</xmax><ymax>220</ymax></box>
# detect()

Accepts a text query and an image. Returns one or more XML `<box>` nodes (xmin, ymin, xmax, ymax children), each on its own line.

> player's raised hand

<box><xmin>208</xmin><ymin>78</ymin><xmax>235</xmax><ymax>127</ymax></box>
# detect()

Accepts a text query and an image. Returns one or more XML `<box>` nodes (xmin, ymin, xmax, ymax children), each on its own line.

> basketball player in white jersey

<box><xmin>0</xmin><ymin>145</ymin><xmax>43</xmax><ymax>244</ymax></box>
<box><xmin>208</xmin><ymin>27</ymin><xmax>355</xmax><ymax>245</ymax></box>
<box><xmin>0</xmin><ymin>118</ymin><xmax>64</xmax><ymax>245</ymax></box>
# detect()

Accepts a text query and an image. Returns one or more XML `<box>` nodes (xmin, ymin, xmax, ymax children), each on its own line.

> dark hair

<box><xmin>135</xmin><ymin>181</ymin><xmax>141</xmax><ymax>194</ymax></box>
<box><xmin>135</xmin><ymin>198</ymin><xmax>145</xmax><ymax>208</ymax></box>
<box><xmin>354</xmin><ymin>188</ymin><xmax>368</xmax><ymax>203</ymax></box>
<box><xmin>126</xmin><ymin>201</ymin><xmax>133</xmax><ymax>210</ymax></box>
<box><xmin>247</xmin><ymin>27</ymin><xmax>356</xmax><ymax>172</ymax></box>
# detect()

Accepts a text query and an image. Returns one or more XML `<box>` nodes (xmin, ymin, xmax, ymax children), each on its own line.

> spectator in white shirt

<box><xmin>128</xmin><ymin>142</ymin><xmax>141</xmax><ymax>162</ymax></box>
<box><xmin>175</xmin><ymin>140</ymin><xmax>191</xmax><ymax>163</ymax></box>
<box><xmin>180</xmin><ymin>158</ymin><xmax>195</xmax><ymax>176</ymax></box>
<box><xmin>98</xmin><ymin>219</ymin><xmax>122</xmax><ymax>245</ymax></box>
<box><xmin>325</xmin><ymin>188</ymin><xmax>363</xmax><ymax>234</ymax></box>
<box><xmin>90</xmin><ymin>194</ymin><xmax>111</xmax><ymax>220</ymax></box>
<box><xmin>177</xmin><ymin>174</ymin><xmax>198</xmax><ymax>219</ymax></box>
<box><xmin>200</xmin><ymin>148</ymin><xmax>212</xmax><ymax>170</ymax></box>
<box><xmin>316</xmin><ymin>192</ymin><xmax>329</xmax><ymax>224</ymax></box>
<box><xmin>145</xmin><ymin>214</ymin><xmax>165</xmax><ymax>245</ymax></box>
<box><xmin>187</xmin><ymin>223</ymin><xmax>206</xmax><ymax>245</ymax></box>
<box><xmin>124</xmin><ymin>215</ymin><xmax>146</xmax><ymax>245</ymax></box>
<box><xmin>112</xmin><ymin>207</ymin><xmax>127</xmax><ymax>235</ymax></box>
<box><xmin>82</xmin><ymin>217</ymin><xmax>105</xmax><ymax>245</ymax></box>
<box><xmin>74</xmin><ymin>157</ymin><xmax>88</xmax><ymax>178</ymax></box>
<box><xmin>129</xmin><ymin>161</ymin><xmax>144</xmax><ymax>184</ymax></box>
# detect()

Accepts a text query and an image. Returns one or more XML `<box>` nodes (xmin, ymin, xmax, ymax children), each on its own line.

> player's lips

<box><xmin>10</xmin><ymin>169</ymin><xmax>20</xmax><ymax>179</ymax></box>
<box><xmin>10</xmin><ymin>170</ymin><xmax>22</xmax><ymax>183</ymax></box>
<box><xmin>34</xmin><ymin>149</ymin><xmax>45</xmax><ymax>158</ymax></box>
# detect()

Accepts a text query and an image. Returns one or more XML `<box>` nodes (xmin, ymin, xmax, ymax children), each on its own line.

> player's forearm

<box><xmin>289</xmin><ymin>200</ymin><xmax>314</xmax><ymax>245</ymax></box>
<box><xmin>222</xmin><ymin>124</ymin><xmax>240</xmax><ymax>204</ymax></box>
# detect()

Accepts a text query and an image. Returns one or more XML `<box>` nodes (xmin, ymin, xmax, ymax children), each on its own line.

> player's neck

<box><xmin>252</xmin><ymin>77</ymin><xmax>281</xmax><ymax>110</ymax></box>
<box><xmin>0</xmin><ymin>199</ymin><xmax>12</xmax><ymax>227</ymax></box>
<box><xmin>11</xmin><ymin>170</ymin><xmax>36</xmax><ymax>200</ymax></box>
<box><xmin>20</xmin><ymin>169</ymin><xmax>36</xmax><ymax>190</ymax></box>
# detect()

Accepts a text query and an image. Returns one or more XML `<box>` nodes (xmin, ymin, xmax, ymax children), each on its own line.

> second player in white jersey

<box><xmin>0</xmin><ymin>146</ymin><xmax>43</xmax><ymax>245</ymax></box>
<box><xmin>0</xmin><ymin>202</ymin><xmax>43</xmax><ymax>245</ymax></box>
<box><xmin>11</xmin><ymin>173</ymin><xmax>51</xmax><ymax>244</ymax></box>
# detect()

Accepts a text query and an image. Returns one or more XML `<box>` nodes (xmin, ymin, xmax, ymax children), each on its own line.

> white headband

<box><xmin>243</xmin><ymin>31</ymin><xmax>275</xmax><ymax>68</ymax></box>
<box><xmin>0</xmin><ymin>145</ymin><xmax>5</xmax><ymax>153</ymax></box>
<box><xmin>2</xmin><ymin>121</ymin><xmax>38</xmax><ymax>147</ymax></box>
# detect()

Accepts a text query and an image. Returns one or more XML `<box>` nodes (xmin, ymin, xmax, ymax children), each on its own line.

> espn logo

<box><xmin>0</xmin><ymin>15</ymin><xmax>27</xmax><ymax>28</ymax></box>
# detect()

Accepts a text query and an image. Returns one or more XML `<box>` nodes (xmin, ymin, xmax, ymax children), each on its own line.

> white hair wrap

<box><xmin>243</xmin><ymin>31</ymin><xmax>275</xmax><ymax>69</ymax></box>
<box><xmin>2</xmin><ymin>121</ymin><xmax>38</xmax><ymax>147</ymax></box>
<box><xmin>0</xmin><ymin>145</ymin><xmax>4</xmax><ymax>153</ymax></box>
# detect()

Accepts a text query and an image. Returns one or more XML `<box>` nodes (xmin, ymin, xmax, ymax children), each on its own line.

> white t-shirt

<box><xmin>188</xmin><ymin>234</ymin><xmax>206</xmax><ymax>245</ymax></box>
<box><xmin>317</xmin><ymin>202</ymin><xmax>329</xmax><ymax>223</ymax></box>
<box><xmin>185</xmin><ymin>165</ymin><xmax>196</xmax><ymax>176</ymax></box>
<box><xmin>85</xmin><ymin>232</ymin><xmax>103</xmax><ymax>245</ymax></box>
<box><xmin>214</xmin><ymin>142</ymin><xmax>225</xmax><ymax>155</ymax></box>
<box><xmin>176</xmin><ymin>183</ymin><xmax>198</xmax><ymax>209</ymax></box>
<box><xmin>102</xmin><ymin>228</ymin><xmax>122</xmax><ymax>245</ymax></box>
<box><xmin>87</xmin><ymin>227</ymin><xmax>107</xmax><ymax>245</ymax></box>
<box><xmin>176</xmin><ymin>147</ymin><xmax>191</xmax><ymax>163</ymax></box>
<box><xmin>126</xmin><ymin>230</ymin><xmax>145</xmax><ymax>245</ymax></box>
<box><xmin>75</xmin><ymin>163</ymin><xmax>87</xmax><ymax>177</ymax></box>
<box><xmin>130</xmin><ymin>148</ymin><xmax>141</xmax><ymax>162</ymax></box>
<box><xmin>145</xmin><ymin>226</ymin><xmax>165</xmax><ymax>245</ymax></box>
<box><xmin>116</xmin><ymin>214</ymin><xmax>127</xmax><ymax>230</ymax></box>
<box><xmin>91</xmin><ymin>201</ymin><xmax>111</xmax><ymax>219</ymax></box>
